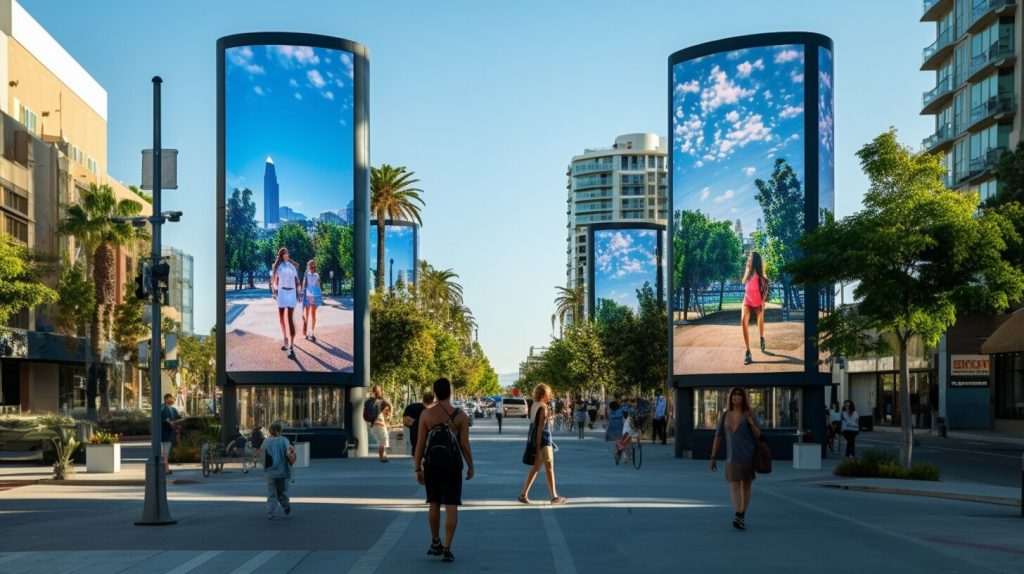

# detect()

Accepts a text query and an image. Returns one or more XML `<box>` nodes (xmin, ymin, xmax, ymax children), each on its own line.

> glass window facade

<box><xmin>693</xmin><ymin>387</ymin><xmax>803</xmax><ymax>430</ymax></box>
<box><xmin>994</xmin><ymin>354</ymin><xmax>1024</xmax><ymax>420</ymax></box>
<box><xmin>236</xmin><ymin>385</ymin><xmax>345</xmax><ymax>430</ymax></box>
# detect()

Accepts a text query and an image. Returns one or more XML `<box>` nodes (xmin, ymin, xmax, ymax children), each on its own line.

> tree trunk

<box><xmin>682</xmin><ymin>285</ymin><xmax>691</xmax><ymax>322</ymax></box>
<box><xmin>98</xmin><ymin>365</ymin><xmax>110</xmax><ymax>419</ymax></box>
<box><xmin>376</xmin><ymin>215</ymin><xmax>387</xmax><ymax>292</ymax></box>
<box><xmin>718</xmin><ymin>281</ymin><xmax>725</xmax><ymax>312</ymax></box>
<box><xmin>898</xmin><ymin>332</ymin><xmax>914</xmax><ymax>470</ymax></box>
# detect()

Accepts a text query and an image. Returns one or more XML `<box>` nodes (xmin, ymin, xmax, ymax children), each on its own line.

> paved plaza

<box><xmin>0</xmin><ymin>418</ymin><xmax>1021</xmax><ymax>573</ymax></box>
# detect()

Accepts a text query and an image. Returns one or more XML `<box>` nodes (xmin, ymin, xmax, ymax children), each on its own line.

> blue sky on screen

<box><xmin>225</xmin><ymin>44</ymin><xmax>354</xmax><ymax>220</ymax></box>
<box><xmin>370</xmin><ymin>224</ymin><xmax>417</xmax><ymax>288</ymax></box>
<box><xmin>673</xmin><ymin>45</ymin><xmax>806</xmax><ymax>233</ymax></box>
<box><xmin>819</xmin><ymin>46</ymin><xmax>835</xmax><ymax>217</ymax></box>
<box><xmin>594</xmin><ymin>229</ymin><xmax>658</xmax><ymax>312</ymax></box>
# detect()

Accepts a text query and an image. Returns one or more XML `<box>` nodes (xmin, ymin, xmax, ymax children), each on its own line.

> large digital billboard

<box><xmin>818</xmin><ymin>45</ymin><xmax>835</xmax><ymax>373</ymax></box>
<box><xmin>222</xmin><ymin>41</ymin><xmax>356</xmax><ymax>375</ymax></box>
<box><xmin>370</xmin><ymin>220</ymin><xmax>419</xmax><ymax>291</ymax></box>
<box><xmin>589</xmin><ymin>225</ymin><xmax>663</xmax><ymax>322</ymax></box>
<box><xmin>671</xmin><ymin>42</ymin><xmax>811</xmax><ymax>376</ymax></box>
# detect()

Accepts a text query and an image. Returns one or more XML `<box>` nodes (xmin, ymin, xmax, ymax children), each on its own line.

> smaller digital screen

<box><xmin>592</xmin><ymin>228</ymin><xmax>660</xmax><ymax>322</ymax></box>
<box><xmin>370</xmin><ymin>222</ymin><xmax>417</xmax><ymax>291</ymax></box>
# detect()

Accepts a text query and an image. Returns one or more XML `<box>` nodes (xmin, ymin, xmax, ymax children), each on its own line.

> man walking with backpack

<box><xmin>413</xmin><ymin>378</ymin><xmax>474</xmax><ymax>563</ymax></box>
<box><xmin>364</xmin><ymin>385</ymin><xmax>392</xmax><ymax>462</ymax></box>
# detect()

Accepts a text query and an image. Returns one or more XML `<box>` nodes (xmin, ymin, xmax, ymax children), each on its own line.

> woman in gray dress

<box><xmin>710</xmin><ymin>387</ymin><xmax>762</xmax><ymax>530</ymax></box>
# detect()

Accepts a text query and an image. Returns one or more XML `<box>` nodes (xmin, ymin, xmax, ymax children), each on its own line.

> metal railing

<box><xmin>922</xmin><ymin>76</ymin><xmax>955</xmax><ymax>109</ymax></box>
<box><xmin>571</xmin><ymin>162</ymin><xmax>615</xmax><ymax>175</ymax></box>
<box><xmin>969</xmin><ymin>40</ymin><xmax>1016</xmax><ymax>77</ymax></box>
<box><xmin>968</xmin><ymin>94</ymin><xmax>1016</xmax><ymax>127</ymax></box>
<box><xmin>923</xmin><ymin>26</ymin><xmax>955</xmax><ymax>64</ymax></box>
<box><xmin>922</xmin><ymin>122</ymin><xmax>954</xmax><ymax>150</ymax></box>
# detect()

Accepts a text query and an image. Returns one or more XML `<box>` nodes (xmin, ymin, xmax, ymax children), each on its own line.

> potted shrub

<box><xmin>86</xmin><ymin>431</ymin><xmax>122</xmax><ymax>473</ymax></box>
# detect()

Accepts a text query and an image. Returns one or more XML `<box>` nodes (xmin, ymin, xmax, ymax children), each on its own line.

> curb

<box><xmin>817</xmin><ymin>483</ymin><xmax>1021</xmax><ymax>507</ymax></box>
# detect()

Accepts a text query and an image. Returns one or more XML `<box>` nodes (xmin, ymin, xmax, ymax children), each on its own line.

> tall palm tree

<box><xmin>447</xmin><ymin>303</ymin><xmax>477</xmax><ymax>343</ymax></box>
<box><xmin>417</xmin><ymin>261</ymin><xmax>464</xmax><ymax>322</ymax></box>
<box><xmin>60</xmin><ymin>183</ymin><xmax>148</xmax><ymax>417</ymax></box>
<box><xmin>371</xmin><ymin>165</ymin><xmax>424</xmax><ymax>291</ymax></box>
<box><xmin>552</xmin><ymin>284</ymin><xmax>586</xmax><ymax>337</ymax></box>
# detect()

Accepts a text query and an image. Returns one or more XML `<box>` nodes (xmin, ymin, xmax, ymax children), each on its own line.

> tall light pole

<box><xmin>137</xmin><ymin>77</ymin><xmax>176</xmax><ymax>526</ymax></box>
<box><xmin>389</xmin><ymin>258</ymin><xmax>394</xmax><ymax>290</ymax></box>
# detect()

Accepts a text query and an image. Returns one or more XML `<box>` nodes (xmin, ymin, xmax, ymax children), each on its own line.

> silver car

<box><xmin>502</xmin><ymin>397</ymin><xmax>529</xmax><ymax>418</ymax></box>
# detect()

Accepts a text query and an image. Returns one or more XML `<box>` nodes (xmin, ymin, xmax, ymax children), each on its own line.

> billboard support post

<box><xmin>136</xmin><ymin>77</ymin><xmax>176</xmax><ymax>526</ymax></box>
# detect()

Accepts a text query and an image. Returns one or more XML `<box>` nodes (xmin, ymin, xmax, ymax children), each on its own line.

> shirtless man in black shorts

<box><xmin>413</xmin><ymin>377</ymin><xmax>474</xmax><ymax>563</ymax></box>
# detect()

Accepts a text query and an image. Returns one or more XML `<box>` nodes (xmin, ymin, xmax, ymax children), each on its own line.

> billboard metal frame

<box><xmin>586</xmin><ymin>221</ymin><xmax>666</xmax><ymax>320</ymax></box>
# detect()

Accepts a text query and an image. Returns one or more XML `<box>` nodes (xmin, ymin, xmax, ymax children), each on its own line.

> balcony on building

<box><xmin>921</xmin><ymin>26</ymin><xmax>956</xmax><ymax>70</ymax></box>
<box><xmin>571</xmin><ymin>161</ymin><xmax>615</xmax><ymax>175</ymax></box>
<box><xmin>966</xmin><ymin>0</ymin><xmax>1017</xmax><ymax>36</ymax></box>
<box><xmin>921</xmin><ymin>0</ymin><xmax>954</xmax><ymax>22</ymax></box>
<box><xmin>921</xmin><ymin>76</ymin><xmax>956</xmax><ymax>114</ymax></box>
<box><xmin>959</xmin><ymin>147</ymin><xmax>1007</xmax><ymax>185</ymax></box>
<box><xmin>966</xmin><ymin>40</ymin><xmax>1017</xmax><ymax>84</ymax></box>
<box><xmin>965</xmin><ymin>94</ymin><xmax>1016</xmax><ymax>133</ymax></box>
<box><xmin>922</xmin><ymin>122</ymin><xmax>956</xmax><ymax>153</ymax></box>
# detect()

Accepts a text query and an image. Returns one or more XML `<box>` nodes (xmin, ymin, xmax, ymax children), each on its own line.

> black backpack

<box><xmin>363</xmin><ymin>398</ymin><xmax>380</xmax><ymax>423</ymax></box>
<box><xmin>423</xmin><ymin>408</ymin><xmax>462</xmax><ymax>473</ymax></box>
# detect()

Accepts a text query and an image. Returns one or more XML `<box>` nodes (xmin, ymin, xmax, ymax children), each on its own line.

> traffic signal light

<box><xmin>134</xmin><ymin>265</ymin><xmax>150</xmax><ymax>301</ymax></box>
<box><xmin>153</xmin><ymin>261</ymin><xmax>171</xmax><ymax>305</ymax></box>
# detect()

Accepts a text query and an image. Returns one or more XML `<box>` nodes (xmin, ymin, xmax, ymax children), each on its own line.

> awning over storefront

<box><xmin>981</xmin><ymin>309</ymin><xmax>1024</xmax><ymax>355</ymax></box>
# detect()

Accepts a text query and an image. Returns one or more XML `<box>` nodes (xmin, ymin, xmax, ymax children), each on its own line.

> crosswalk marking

<box><xmin>166</xmin><ymin>550</ymin><xmax>222</xmax><ymax>574</ymax></box>
<box><xmin>346</xmin><ymin>510</ymin><xmax>416</xmax><ymax>574</ymax></box>
<box><xmin>229</xmin><ymin>550</ymin><xmax>280</xmax><ymax>574</ymax></box>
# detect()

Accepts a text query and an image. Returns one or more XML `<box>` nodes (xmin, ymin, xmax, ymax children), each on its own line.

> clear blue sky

<box><xmin>22</xmin><ymin>0</ymin><xmax>933</xmax><ymax>375</ymax></box>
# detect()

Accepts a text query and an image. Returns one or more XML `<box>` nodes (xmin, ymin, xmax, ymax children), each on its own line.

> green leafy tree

<box><xmin>551</xmin><ymin>284</ymin><xmax>585</xmax><ymax>336</ymax></box>
<box><xmin>991</xmin><ymin>142</ymin><xmax>1024</xmax><ymax>206</ymax></box>
<box><xmin>178</xmin><ymin>328</ymin><xmax>216</xmax><ymax>414</ymax></box>
<box><xmin>673</xmin><ymin>210</ymin><xmax>715</xmax><ymax>319</ymax></box>
<box><xmin>789</xmin><ymin>128</ymin><xmax>1024</xmax><ymax>469</ymax></box>
<box><xmin>110</xmin><ymin>282</ymin><xmax>149</xmax><ymax>411</ymax></box>
<box><xmin>417</xmin><ymin>261</ymin><xmax>464</xmax><ymax>324</ymax></box>
<box><xmin>755</xmin><ymin>158</ymin><xmax>805</xmax><ymax>310</ymax></box>
<box><xmin>594</xmin><ymin>298</ymin><xmax>632</xmax><ymax>326</ymax></box>
<box><xmin>59</xmin><ymin>183</ymin><xmax>148</xmax><ymax>417</ymax></box>
<box><xmin>0</xmin><ymin>233</ymin><xmax>59</xmax><ymax>324</ymax></box>
<box><xmin>273</xmin><ymin>222</ymin><xmax>314</xmax><ymax>283</ymax></box>
<box><xmin>706</xmin><ymin>220</ymin><xmax>744</xmax><ymax>311</ymax></box>
<box><xmin>226</xmin><ymin>188</ymin><xmax>260</xmax><ymax>289</ymax></box>
<box><xmin>312</xmin><ymin>221</ymin><xmax>347</xmax><ymax>295</ymax></box>
<box><xmin>54</xmin><ymin>262</ymin><xmax>95</xmax><ymax>338</ymax></box>
<box><xmin>371</xmin><ymin>165</ymin><xmax>424</xmax><ymax>291</ymax></box>
<box><xmin>370</xmin><ymin>291</ymin><xmax>436</xmax><ymax>398</ymax></box>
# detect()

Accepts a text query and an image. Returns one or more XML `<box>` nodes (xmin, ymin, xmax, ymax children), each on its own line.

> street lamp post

<box><xmin>136</xmin><ymin>77</ymin><xmax>176</xmax><ymax>526</ymax></box>
<box><xmin>389</xmin><ymin>258</ymin><xmax>394</xmax><ymax>290</ymax></box>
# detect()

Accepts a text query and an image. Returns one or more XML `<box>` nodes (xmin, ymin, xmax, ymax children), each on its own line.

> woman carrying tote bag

<box><xmin>709</xmin><ymin>387</ymin><xmax>763</xmax><ymax>530</ymax></box>
<box><xmin>518</xmin><ymin>384</ymin><xmax>567</xmax><ymax>505</ymax></box>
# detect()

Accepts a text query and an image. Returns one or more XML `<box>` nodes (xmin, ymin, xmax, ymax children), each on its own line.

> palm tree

<box><xmin>551</xmin><ymin>284</ymin><xmax>585</xmax><ymax>337</ymax></box>
<box><xmin>60</xmin><ymin>183</ymin><xmax>148</xmax><ymax>417</ymax></box>
<box><xmin>417</xmin><ymin>261</ymin><xmax>464</xmax><ymax>322</ymax></box>
<box><xmin>371</xmin><ymin>165</ymin><xmax>424</xmax><ymax>291</ymax></box>
<box><xmin>447</xmin><ymin>303</ymin><xmax>477</xmax><ymax>343</ymax></box>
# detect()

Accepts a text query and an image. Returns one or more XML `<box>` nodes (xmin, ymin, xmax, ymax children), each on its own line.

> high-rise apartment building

<box><xmin>921</xmin><ymin>0</ymin><xmax>1021</xmax><ymax>202</ymax></box>
<box><xmin>263</xmin><ymin>156</ymin><xmax>279</xmax><ymax>228</ymax></box>
<box><xmin>565</xmin><ymin>133</ymin><xmax>668</xmax><ymax>303</ymax></box>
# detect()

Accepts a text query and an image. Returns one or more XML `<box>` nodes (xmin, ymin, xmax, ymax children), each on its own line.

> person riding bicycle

<box><xmin>615</xmin><ymin>412</ymin><xmax>639</xmax><ymax>462</ymax></box>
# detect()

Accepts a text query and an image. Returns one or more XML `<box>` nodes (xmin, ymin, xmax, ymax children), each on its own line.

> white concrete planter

<box><xmin>792</xmin><ymin>443</ymin><xmax>821</xmax><ymax>470</ymax></box>
<box><xmin>86</xmin><ymin>443</ymin><xmax>121</xmax><ymax>473</ymax></box>
<box><xmin>293</xmin><ymin>442</ymin><xmax>310</xmax><ymax>468</ymax></box>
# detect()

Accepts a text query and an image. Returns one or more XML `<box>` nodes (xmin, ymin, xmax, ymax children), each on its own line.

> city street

<box><xmin>0</xmin><ymin>418</ymin><xmax>1021</xmax><ymax>573</ymax></box>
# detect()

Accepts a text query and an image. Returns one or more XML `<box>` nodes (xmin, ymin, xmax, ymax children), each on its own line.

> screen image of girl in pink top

<box><xmin>740</xmin><ymin>252</ymin><xmax>770</xmax><ymax>366</ymax></box>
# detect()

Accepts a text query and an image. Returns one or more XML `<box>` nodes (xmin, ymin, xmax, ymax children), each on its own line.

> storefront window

<box><xmin>693</xmin><ymin>387</ymin><xmax>803</xmax><ymax>430</ymax></box>
<box><xmin>874</xmin><ymin>371</ymin><xmax>934</xmax><ymax>427</ymax></box>
<box><xmin>236</xmin><ymin>386</ymin><xmax>344</xmax><ymax>430</ymax></box>
<box><xmin>58</xmin><ymin>365</ymin><xmax>87</xmax><ymax>412</ymax></box>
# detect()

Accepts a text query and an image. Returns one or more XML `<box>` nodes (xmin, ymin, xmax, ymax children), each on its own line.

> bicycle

<box><xmin>613</xmin><ymin>436</ymin><xmax>642</xmax><ymax>469</ymax></box>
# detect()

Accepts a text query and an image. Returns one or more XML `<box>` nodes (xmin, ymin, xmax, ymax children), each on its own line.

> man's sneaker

<box><xmin>744</xmin><ymin>351</ymin><xmax>752</xmax><ymax>365</ymax></box>
<box><xmin>442</xmin><ymin>548</ymin><xmax>454</xmax><ymax>562</ymax></box>
<box><xmin>428</xmin><ymin>540</ymin><xmax>444</xmax><ymax>556</ymax></box>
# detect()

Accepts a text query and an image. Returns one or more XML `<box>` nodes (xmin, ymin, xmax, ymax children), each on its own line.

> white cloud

<box><xmin>289</xmin><ymin>78</ymin><xmax>299</xmax><ymax>88</ymax></box>
<box><xmin>294</xmin><ymin>92</ymin><xmax>303</xmax><ymax>100</ymax></box>
<box><xmin>791</xmin><ymin>70</ymin><xmax>804</xmax><ymax>83</ymax></box>
<box><xmin>677</xmin><ymin>79</ymin><xmax>700</xmax><ymax>95</ymax></box>
<box><xmin>674</xmin><ymin>114</ymin><xmax>704</xmax><ymax>156</ymax></box>
<box><xmin>227</xmin><ymin>46</ymin><xmax>264</xmax><ymax>74</ymax></box>
<box><xmin>763</xmin><ymin>90</ymin><xmax>773</xmax><ymax>100</ymax></box>
<box><xmin>596</xmin><ymin>231</ymin><xmax>656</xmax><ymax>279</ymax></box>
<box><xmin>727</xmin><ymin>51</ymin><xmax>743</xmax><ymax>60</ymax></box>
<box><xmin>323</xmin><ymin>91</ymin><xmax>334</xmax><ymax>100</ymax></box>
<box><xmin>774</xmin><ymin>49</ymin><xmax>801</xmax><ymax>63</ymax></box>
<box><xmin>700</xmin><ymin>187</ymin><xmax>711</xmax><ymax>201</ymax></box>
<box><xmin>713</xmin><ymin>189</ymin><xmax>735</xmax><ymax>203</ymax></box>
<box><xmin>335</xmin><ymin>78</ymin><xmax>346</xmax><ymax>88</ymax></box>
<box><xmin>253</xmin><ymin>86</ymin><xmax>264</xmax><ymax>96</ymax></box>
<box><xmin>725</xmin><ymin>110</ymin><xmax>740</xmax><ymax>123</ymax></box>
<box><xmin>779</xmin><ymin>104</ymin><xmax>804</xmax><ymax>119</ymax></box>
<box><xmin>736</xmin><ymin>58</ymin><xmax>764</xmax><ymax>78</ymax></box>
<box><xmin>743</xmin><ymin>167</ymin><xmax>756</xmax><ymax>176</ymax></box>
<box><xmin>307</xmin><ymin>69</ymin><xmax>327</xmax><ymax>88</ymax></box>
<box><xmin>273</xmin><ymin>45</ymin><xmax>320</xmax><ymax>66</ymax></box>
<box><xmin>694</xmin><ymin>160</ymin><xmax>704</xmax><ymax>168</ymax></box>
<box><xmin>700</xmin><ymin>65</ymin><xmax>756</xmax><ymax>113</ymax></box>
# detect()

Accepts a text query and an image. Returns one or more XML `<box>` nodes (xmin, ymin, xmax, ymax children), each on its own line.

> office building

<box><xmin>263</xmin><ymin>156</ymin><xmax>279</xmax><ymax>228</ymax></box>
<box><xmin>162</xmin><ymin>246</ymin><xmax>194</xmax><ymax>336</ymax></box>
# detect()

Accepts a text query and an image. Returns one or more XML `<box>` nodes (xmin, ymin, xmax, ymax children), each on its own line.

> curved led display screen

<box><xmin>221</xmin><ymin>38</ymin><xmax>361</xmax><ymax>377</ymax></box>
<box><xmin>588</xmin><ymin>224</ymin><xmax>664</xmax><ymax>323</ymax></box>
<box><xmin>370</xmin><ymin>220</ymin><xmax>419</xmax><ymax>292</ymax></box>
<box><xmin>670</xmin><ymin>34</ymin><xmax>832</xmax><ymax>378</ymax></box>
